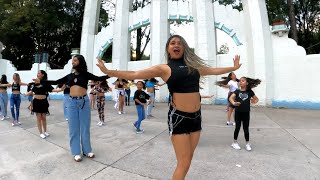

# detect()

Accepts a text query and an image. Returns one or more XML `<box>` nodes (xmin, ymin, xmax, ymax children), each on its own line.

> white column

<box><xmin>80</xmin><ymin>0</ymin><xmax>101</xmax><ymax>73</ymax></box>
<box><xmin>193</xmin><ymin>0</ymin><xmax>217</xmax><ymax>104</ymax></box>
<box><xmin>112</xmin><ymin>0</ymin><xmax>130</xmax><ymax>70</ymax></box>
<box><xmin>150</xmin><ymin>0</ymin><xmax>169</xmax><ymax>102</ymax></box>
<box><xmin>242</xmin><ymin>0</ymin><xmax>274</xmax><ymax>106</ymax></box>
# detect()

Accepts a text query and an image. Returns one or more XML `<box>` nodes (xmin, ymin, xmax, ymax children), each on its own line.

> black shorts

<box><xmin>32</xmin><ymin>98</ymin><xmax>49</xmax><ymax>113</ymax></box>
<box><xmin>167</xmin><ymin>106</ymin><xmax>202</xmax><ymax>135</ymax></box>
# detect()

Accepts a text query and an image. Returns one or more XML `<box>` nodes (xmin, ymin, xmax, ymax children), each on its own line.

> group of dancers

<box><xmin>0</xmin><ymin>35</ymin><xmax>261</xmax><ymax>180</ymax></box>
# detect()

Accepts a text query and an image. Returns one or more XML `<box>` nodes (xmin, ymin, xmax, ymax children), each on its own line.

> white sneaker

<box><xmin>232</xmin><ymin>122</ymin><xmax>236</xmax><ymax>126</ymax></box>
<box><xmin>97</xmin><ymin>121</ymin><xmax>103</xmax><ymax>127</ymax></box>
<box><xmin>246</xmin><ymin>143</ymin><xmax>252</xmax><ymax>151</ymax></box>
<box><xmin>17</xmin><ymin>121</ymin><xmax>21</xmax><ymax>125</ymax></box>
<box><xmin>118</xmin><ymin>111</ymin><xmax>122</xmax><ymax>115</ymax></box>
<box><xmin>231</xmin><ymin>142</ymin><xmax>241</xmax><ymax>150</ymax></box>
<box><xmin>121</xmin><ymin>111</ymin><xmax>126</xmax><ymax>114</ymax></box>
<box><xmin>40</xmin><ymin>134</ymin><xmax>46</xmax><ymax>139</ymax></box>
<box><xmin>0</xmin><ymin>117</ymin><xmax>4</xmax><ymax>121</ymax></box>
<box><xmin>74</xmin><ymin>155</ymin><xmax>82</xmax><ymax>162</ymax></box>
<box><xmin>44</xmin><ymin>132</ymin><xmax>50</xmax><ymax>137</ymax></box>
<box><xmin>65</xmin><ymin>118</ymin><xmax>68</xmax><ymax>121</ymax></box>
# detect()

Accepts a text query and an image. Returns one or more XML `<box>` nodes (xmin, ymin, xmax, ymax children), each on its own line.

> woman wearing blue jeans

<box><xmin>0</xmin><ymin>74</ymin><xmax>9</xmax><ymax>121</ymax></box>
<box><xmin>1</xmin><ymin>73</ymin><xmax>28</xmax><ymax>126</ymax></box>
<box><xmin>57</xmin><ymin>84</ymin><xmax>70</xmax><ymax>121</ymax></box>
<box><xmin>34</xmin><ymin>55</ymin><xmax>109</xmax><ymax>162</ymax></box>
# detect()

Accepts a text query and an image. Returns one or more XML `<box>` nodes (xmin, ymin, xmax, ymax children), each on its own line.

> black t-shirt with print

<box><xmin>233</xmin><ymin>89</ymin><xmax>255</xmax><ymax>112</ymax></box>
<box><xmin>134</xmin><ymin>90</ymin><xmax>150</xmax><ymax>105</ymax></box>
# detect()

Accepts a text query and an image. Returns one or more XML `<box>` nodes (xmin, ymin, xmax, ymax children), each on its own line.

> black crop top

<box><xmin>166</xmin><ymin>58</ymin><xmax>200</xmax><ymax>95</ymax></box>
<box><xmin>12</xmin><ymin>83</ymin><xmax>20</xmax><ymax>91</ymax></box>
<box><xmin>41</xmin><ymin>72</ymin><xmax>109</xmax><ymax>89</ymax></box>
<box><xmin>31</xmin><ymin>84</ymin><xmax>54</xmax><ymax>95</ymax></box>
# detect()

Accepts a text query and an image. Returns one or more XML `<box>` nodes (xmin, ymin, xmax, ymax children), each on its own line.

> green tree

<box><xmin>266</xmin><ymin>0</ymin><xmax>320</xmax><ymax>54</ymax></box>
<box><xmin>131</xmin><ymin>0</ymin><xmax>151</xmax><ymax>61</ymax></box>
<box><xmin>0</xmin><ymin>0</ymin><xmax>86</xmax><ymax>70</ymax></box>
<box><xmin>213</xmin><ymin>0</ymin><xmax>243</xmax><ymax>11</ymax></box>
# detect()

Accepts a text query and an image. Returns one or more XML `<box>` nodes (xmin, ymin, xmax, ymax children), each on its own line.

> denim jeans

<box><xmin>0</xmin><ymin>92</ymin><xmax>8</xmax><ymax>117</ymax></box>
<box><xmin>63</xmin><ymin>94</ymin><xmax>69</xmax><ymax>120</ymax></box>
<box><xmin>147</xmin><ymin>92</ymin><xmax>155</xmax><ymax>116</ymax></box>
<box><xmin>10</xmin><ymin>94</ymin><xmax>21</xmax><ymax>121</ymax></box>
<box><xmin>135</xmin><ymin>105</ymin><xmax>145</xmax><ymax>130</ymax></box>
<box><xmin>67</xmin><ymin>96</ymin><xmax>92</xmax><ymax>155</ymax></box>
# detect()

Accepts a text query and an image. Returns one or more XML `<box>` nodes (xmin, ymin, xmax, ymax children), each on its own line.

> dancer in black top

<box><xmin>229</xmin><ymin>77</ymin><xmax>260</xmax><ymax>151</ymax></box>
<box><xmin>33</xmin><ymin>55</ymin><xmax>109</xmax><ymax>162</ymax></box>
<box><xmin>0</xmin><ymin>75</ymin><xmax>9</xmax><ymax>121</ymax></box>
<box><xmin>25</xmin><ymin>71</ymin><xmax>60</xmax><ymax>138</ymax></box>
<box><xmin>96</xmin><ymin>35</ymin><xmax>241</xmax><ymax>180</ymax></box>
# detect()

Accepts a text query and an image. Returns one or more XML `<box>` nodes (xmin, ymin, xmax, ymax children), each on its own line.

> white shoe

<box><xmin>40</xmin><ymin>134</ymin><xmax>46</xmax><ymax>139</ymax></box>
<box><xmin>118</xmin><ymin>111</ymin><xmax>122</xmax><ymax>115</ymax></box>
<box><xmin>246</xmin><ymin>143</ymin><xmax>252</xmax><ymax>151</ymax></box>
<box><xmin>0</xmin><ymin>117</ymin><xmax>4</xmax><ymax>121</ymax></box>
<box><xmin>65</xmin><ymin>118</ymin><xmax>68</xmax><ymax>121</ymax></box>
<box><xmin>232</xmin><ymin>122</ymin><xmax>236</xmax><ymax>126</ymax></box>
<box><xmin>121</xmin><ymin>111</ymin><xmax>126</xmax><ymax>114</ymax></box>
<box><xmin>97</xmin><ymin>121</ymin><xmax>103</xmax><ymax>127</ymax></box>
<box><xmin>44</xmin><ymin>132</ymin><xmax>50</xmax><ymax>137</ymax></box>
<box><xmin>231</xmin><ymin>142</ymin><xmax>241</xmax><ymax>150</ymax></box>
<box><xmin>74</xmin><ymin>155</ymin><xmax>82</xmax><ymax>162</ymax></box>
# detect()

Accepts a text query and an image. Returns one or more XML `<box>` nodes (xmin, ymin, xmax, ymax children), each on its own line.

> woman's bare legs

<box><xmin>171</xmin><ymin>131</ymin><xmax>201</xmax><ymax>180</ymax></box>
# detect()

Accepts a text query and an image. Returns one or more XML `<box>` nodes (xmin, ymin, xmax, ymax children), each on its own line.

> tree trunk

<box><xmin>136</xmin><ymin>27</ymin><xmax>142</xmax><ymax>60</ymax></box>
<box><xmin>287</xmin><ymin>0</ymin><xmax>298</xmax><ymax>43</ymax></box>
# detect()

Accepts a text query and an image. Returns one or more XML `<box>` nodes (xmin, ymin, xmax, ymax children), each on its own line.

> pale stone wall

<box><xmin>1</xmin><ymin>0</ymin><xmax>319</xmax><ymax>109</ymax></box>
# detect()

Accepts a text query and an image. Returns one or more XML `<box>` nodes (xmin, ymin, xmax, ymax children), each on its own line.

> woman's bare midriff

<box><xmin>97</xmin><ymin>92</ymin><xmax>104</xmax><ymax>97</ymax></box>
<box><xmin>147</xmin><ymin>87</ymin><xmax>154</xmax><ymax>93</ymax></box>
<box><xmin>33</xmin><ymin>95</ymin><xmax>47</xmax><ymax>100</ymax></box>
<box><xmin>0</xmin><ymin>89</ymin><xmax>7</xmax><ymax>93</ymax></box>
<box><xmin>12</xmin><ymin>91</ymin><xmax>20</xmax><ymax>94</ymax></box>
<box><xmin>171</xmin><ymin>92</ymin><xmax>201</xmax><ymax>113</ymax></box>
<box><xmin>70</xmin><ymin>86</ymin><xmax>87</xmax><ymax>96</ymax></box>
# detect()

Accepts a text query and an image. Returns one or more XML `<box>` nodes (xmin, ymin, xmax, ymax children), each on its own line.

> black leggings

<box><xmin>234</xmin><ymin>111</ymin><xmax>250</xmax><ymax>141</ymax></box>
<box><xmin>97</xmin><ymin>96</ymin><xmax>105</xmax><ymax>122</ymax></box>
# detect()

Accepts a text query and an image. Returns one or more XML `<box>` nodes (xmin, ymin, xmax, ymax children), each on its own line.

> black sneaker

<box><xmin>136</xmin><ymin>129</ymin><xmax>144</xmax><ymax>134</ymax></box>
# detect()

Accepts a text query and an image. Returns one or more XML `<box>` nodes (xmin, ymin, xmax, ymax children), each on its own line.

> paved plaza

<box><xmin>0</xmin><ymin>100</ymin><xmax>319</xmax><ymax>180</ymax></box>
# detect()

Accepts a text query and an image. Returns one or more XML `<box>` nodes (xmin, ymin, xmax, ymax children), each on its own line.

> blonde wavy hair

<box><xmin>13</xmin><ymin>73</ymin><xmax>21</xmax><ymax>84</ymax></box>
<box><xmin>165</xmin><ymin>35</ymin><xmax>210</xmax><ymax>73</ymax></box>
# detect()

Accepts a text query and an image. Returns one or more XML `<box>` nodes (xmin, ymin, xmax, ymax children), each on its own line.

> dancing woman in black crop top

<box><xmin>97</xmin><ymin>35</ymin><xmax>241</xmax><ymax>179</ymax></box>
<box><xmin>1</xmin><ymin>73</ymin><xmax>29</xmax><ymax>126</ymax></box>
<box><xmin>33</xmin><ymin>55</ymin><xmax>109</xmax><ymax>162</ymax></box>
<box><xmin>25</xmin><ymin>70</ymin><xmax>60</xmax><ymax>139</ymax></box>
<box><xmin>114</xmin><ymin>79</ymin><xmax>127</xmax><ymax>114</ymax></box>
<box><xmin>0</xmin><ymin>74</ymin><xmax>9</xmax><ymax>120</ymax></box>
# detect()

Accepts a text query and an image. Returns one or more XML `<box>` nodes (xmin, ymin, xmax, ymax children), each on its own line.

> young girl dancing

<box><xmin>133</xmin><ymin>81</ymin><xmax>151</xmax><ymax>134</ymax></box>
<box><xmin>229</xmin><ymin>77</ymin><xmax>260</xmax><ymax>151</ymax></box>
